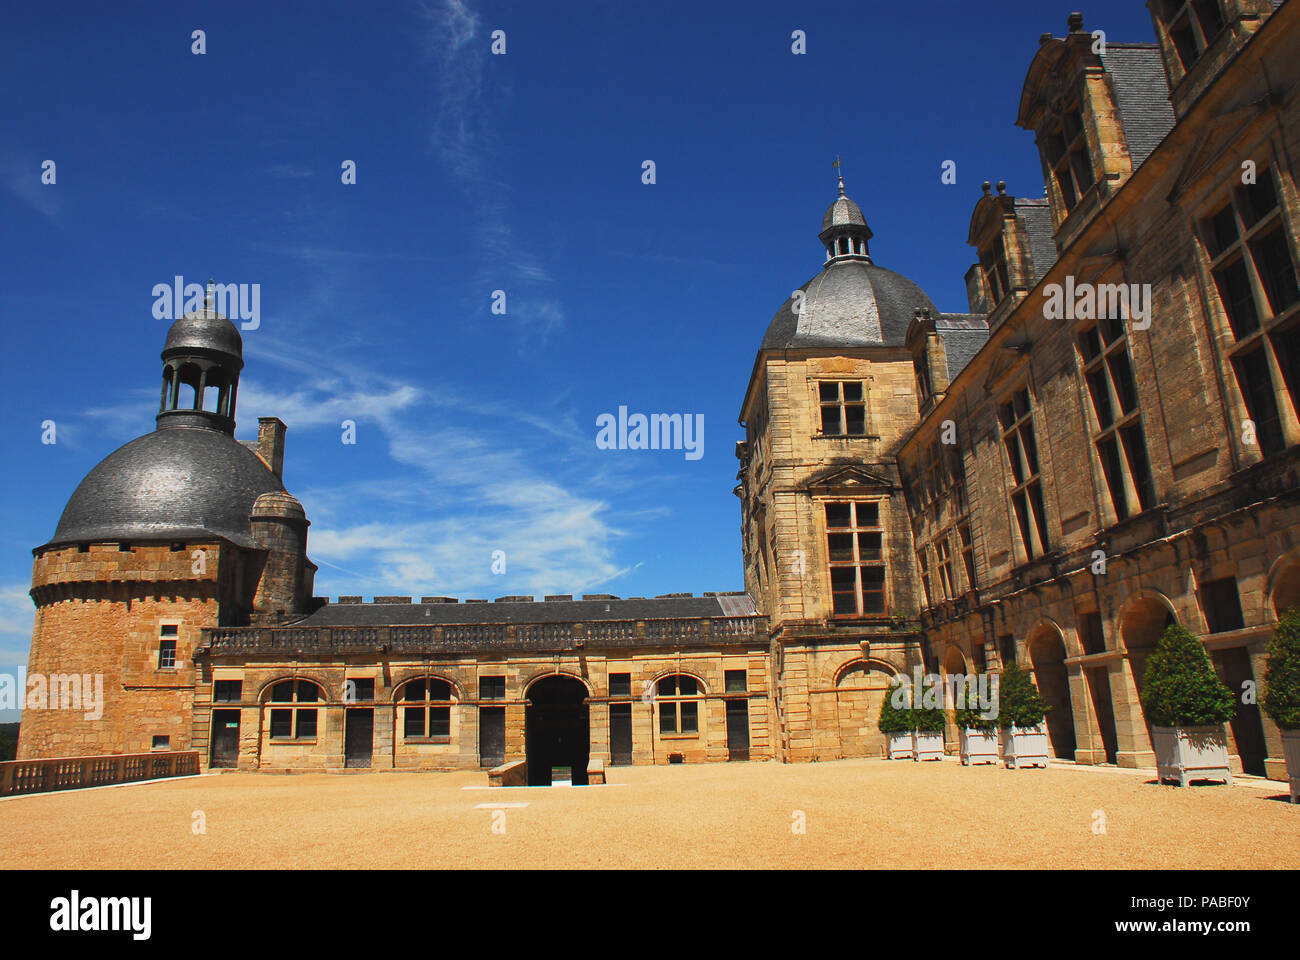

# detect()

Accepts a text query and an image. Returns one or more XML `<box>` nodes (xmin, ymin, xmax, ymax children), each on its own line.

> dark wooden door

<box><xmin>344</xmin><ymin>709</ymin><xmax>373</xmax><ymax>768</ymax></box>
<box><xmin>209</xmin><ymin>710</ymin><xmax>240</xmax><ymax>768</ymax></box>
<box><xmin>479</xmin><ymin>707</ymin><xmax>505</xmax><ymax>768</ymax></box>
<box><xmin>609</xmin><ymin>703</ymin><xmax>633</xmax><ymax>765</ymax></box>
<box><xmin>725</xmin><ymin>700</ymin><xmax>750</xmax><ymax>761</ymax></box>
<box><xmin>1213</xmin><ymin>647</ymin><xmax>1267</xmax><ymax>775</ymax></box>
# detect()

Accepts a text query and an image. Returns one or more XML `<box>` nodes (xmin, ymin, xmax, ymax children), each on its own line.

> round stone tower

<box><xmin>20</xmin><ymin>285</ymin><xmax>311</xmax><ymax>760</ymax></box>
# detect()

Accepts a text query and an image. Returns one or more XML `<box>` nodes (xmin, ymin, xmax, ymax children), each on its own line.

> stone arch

<box><xmin>833</xmin><ymin>659</ymin><xmax>900</xmax><ymax>759</ymax></box>
<box><xmin>390</xmin><ymin>671</ymin><xmax>464</xmax><ymax>701</ymax></box>
<box><xmin>644</xmin><ymin>668</ymin><xmax>708</xmax><ymax>696</ymax></box>
<box><xmin>520</xmin><ymin>669</ymin><xmax>592</xmax><ymax>698</ymax></box>
<box><xmin>256</xmin><ymin>673</ymin><xmax>332</xmax><ymax>703</ymax></box>
<box><xmin>1266</xmin><ymin>548</ymin><xmax>1300</xmax><ymax>618</ymax></box>
<box><xmin>1027</xmin><ymin>621</ymin><xmax>1076</xmax><ymax>761</ymax></box>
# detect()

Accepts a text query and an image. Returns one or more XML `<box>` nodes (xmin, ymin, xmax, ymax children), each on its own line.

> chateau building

<box><xmin>18</xmin><ymin>1</ymin><xmax>1300</xmax><ymax>782</ymax></box>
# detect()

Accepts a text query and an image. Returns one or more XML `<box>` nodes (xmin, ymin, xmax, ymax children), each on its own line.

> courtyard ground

<box><xmin>0</xmin><ymin>757</ymin><xmax>1294</xmax><ymax>869</ymax></box>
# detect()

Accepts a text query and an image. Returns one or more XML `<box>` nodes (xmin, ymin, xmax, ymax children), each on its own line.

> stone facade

<box><xmin>17</xmin><ymin>4</ymin><xmax>1300</xmax><ymax>783</ymax></box>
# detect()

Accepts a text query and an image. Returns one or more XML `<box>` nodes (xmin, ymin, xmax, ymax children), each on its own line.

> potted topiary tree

<box><xmin>997</xmin><ymin>664</ymin><xmax>1050</xmax><ymax>769</ymax></box>
<box><xmin>1261</xmin><ymin>608</ymin><xmax>1300</xmax><ymax>802</ymax></box>
<box><xmin>955</xmin><ymin>678</ymin><xmax>999</xmax><ymax>765</ymax></box>
<box><xmin>877</xmin><ymin>679</ymin><xmax>913</xmax><ymax>759</ymax></box>
<box><xmin>911</xmin><ymin>701</ymin><xmax>947</xmax><ymax>762</ymax></box>
<box><xmin>1141</xmin><ymin>623</ymin><xmax>1235</xmax><ymax>787</ymax></box>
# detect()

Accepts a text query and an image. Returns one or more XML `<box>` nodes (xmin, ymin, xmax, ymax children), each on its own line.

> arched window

<box><xmin>401</xmin><ymin>678</ymin><xmax>455</xmax><ymax>741</ymax></box>
<box><xmin>268</xmin><ymin>679</ymin><xmax>321</xmax><ymax>740</ymax></box>
<box><xmin>657</xmin><ymin>675</ymin><xmax>700</xmax><ymax>735</ymax></box>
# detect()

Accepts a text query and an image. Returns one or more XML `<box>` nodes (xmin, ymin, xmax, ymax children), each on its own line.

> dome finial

<box><xmin>833</xmin><ymin>155</ymin><xmax>845</xmax><ymax>196</ymax></box>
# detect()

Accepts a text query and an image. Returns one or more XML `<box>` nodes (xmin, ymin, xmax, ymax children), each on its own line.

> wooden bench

<box><xmin>488</xmin><ymin>759</ymin><xmax>527</xmax><ymax>787</ymax></box>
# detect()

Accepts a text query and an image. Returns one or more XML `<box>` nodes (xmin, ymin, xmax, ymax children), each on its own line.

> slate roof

<box><xmin>296</xmin><ymin>593</ymin><xmax>758</xmax><ymax>627</ymax></box>
<box><xmin>1101</xmin><ymin>44</ymin><xmax>1176</xmax><ymax>169</ymax></box>
<box><xmin>42</xmin><ymin>423</ymin><xmax>284</xmax><ymax>550</ymax></box>
<box><xmin>935</xmin><ymin>314</ymin><xmax>991</xmax><ymax>381</ymax></box>
<box><xmin>761</xmin><ymin>259</ymin><xmax>939</xmax><ymax>350</ymax></box>
<box><xmin>163</xmin><ymin>310</ymin><xmax>244</xmax><ymax>361</ymax></box>
<box><xmin>1014</xmin><ymin>197</ymin><xmax>1058</xmax><ymax>283</ymax></box>
<box><xmin>822</xmin><ymin>194</ymin><xmax>867</xmax><ymax>231</ymax></box>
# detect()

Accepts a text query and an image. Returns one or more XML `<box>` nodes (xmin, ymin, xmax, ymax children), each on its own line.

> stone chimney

<box><xmin>257</xmin><ymin>417</ymin><xmax>286</xmax><ymax>480</ymax></box>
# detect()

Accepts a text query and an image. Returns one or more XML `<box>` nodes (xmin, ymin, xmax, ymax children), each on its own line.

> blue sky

<box><xmin>0</xmin><ymin>1</ymin><xmax>1162</xmax><ymax>713</ymax></box>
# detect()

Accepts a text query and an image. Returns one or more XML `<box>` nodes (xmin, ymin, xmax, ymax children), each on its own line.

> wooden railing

<box><xmin>0</xmin><ymin>751</ymin><xmax>200</xmax><ymax>797</ymax></box>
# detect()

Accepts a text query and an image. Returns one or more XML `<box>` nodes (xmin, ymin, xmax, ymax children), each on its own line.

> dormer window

<box><xmin>1157</xmin><ymin>0</ymin><xmax>1226</xmax><ymax>73</ymax></box>
<box><xmin>1043</xmin><ymin>106</ymin><xmax>1095</xmax><ymax>213</ymax></box>
<box><xmin>980</xmin><ymin>235</ymin><xmax>1012</xmax><ymax>304</ymax></box>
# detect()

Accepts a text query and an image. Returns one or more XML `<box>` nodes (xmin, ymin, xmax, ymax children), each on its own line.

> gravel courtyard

<box><xmin>1</xmin><ymin>758</ymin><xmax>1294</xmax><ymax>869</ymax></box>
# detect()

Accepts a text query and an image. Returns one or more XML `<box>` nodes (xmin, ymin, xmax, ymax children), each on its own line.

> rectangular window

<box><xmin>999</xmin><ymin>387</ymin><xmax>1049</xmax><ymax>560</ymax></box>
<box><xmin>348</xmin><ymin>678</ymin><xmax>375</xmax><ymax>702</ymax></box>
<box><xmin>213</xmin><ymin>680</ymin><xmax>242</xmax><ymax>703</ymax></box>
<box><xmin>1078</xmin><ymin>317</ymin><xmax>1156</xmax><ymax>521</ymax></box>
<box><xmin>1160</xmin><ymin>0</ymin><xmax>1226</xmax><ymax>71</ymax></box>
<box><xmin>826</xmin><ymin>501</ymin><xmax>887</xmax><ymax>616</ymax></box>
<box><xmin>1201</xmin><ymin>167</ymin><xmax>1300</xmax><ymax>457</ymax></box>
<box><xmin>270</xmin><ymin>709</ymin><xmax>293</xmax><ymax>739</ymax></box>
<box><xmin>958</xmin><ymin>522</ymin><xmax>976</xmax><ymax>591</ymax></box>
<box><xmin>936</xmin><ymin>535</ymin><xmax>955</xmax><ymax>600</ymax></box>
<box><xmin>158</xmin><ymin>639</ymin><xmax>177</xmax><ymax>669</ymax></box>
<box><xmin>725</xmin><ymin>670</ymin><xmax>748</xmax><ymax>692</ymax></box>
<box><xmin>151</xmin><ymin>735</ymin><xmax>170</xmax><ymax>751</ymax></box>
<box><xmin>1045</xmin><ymin>106</ymin><xmax>1094</xmax><ymax>213</ymax></box>
<box><xmin>1078</xmin><ymin>611</ymin><xmax>1107</xmax><ymax>656</ymax></box>
<box><xmin>999</xmin><ymin>635</ymin><xmax>1017</xmax><ymax>667</ymax></box>
<box><xmin>980</xmin><ymin>235</ymin><xmax>1011</xmax><ymax>305</ymax></box>
<box><xmin>1200</xmin><ymin>577</ymin><xmax>1246</xmax><ymax>633</ymax></box>
<box><xmin>609</xmin><ymin>673</ymin><xmax>632</xmax><ymax>697</ymax></box>
<box><xmin>818</xmin><ymin>381</ymin><xmax>867</xmax><ymax>436</ymax></box>
<box><xmin>478</xmin><ymin>675</ymin><xmax>506</xmax><ymax>700</ymax></box>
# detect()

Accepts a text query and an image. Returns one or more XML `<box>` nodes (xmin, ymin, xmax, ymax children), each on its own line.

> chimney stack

<box><xmin>257</xmin><ymin>417</ymin><xmax>286</xmax><ymax>480</ymax></box>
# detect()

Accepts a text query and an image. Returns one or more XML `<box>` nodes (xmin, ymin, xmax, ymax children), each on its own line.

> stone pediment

<box><xmin>800</xmin><ymin>464</ymin><xmax>895</xmax><ymax>497</ymax></box>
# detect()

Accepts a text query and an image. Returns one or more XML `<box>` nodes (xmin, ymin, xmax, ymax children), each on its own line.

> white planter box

<box><xmin>886</xmin><ymin>733</ymin><xmax>913</xmax><ymax>760</ymax></box>
<box><xmin>1002</xmin><ymin>724</ymin><xmax>1050</xmax><ymax>769</ymax></box>
<box><xmin>912</xmin><ymin>731</ymin><xmax>944</xmax><ymax>762</ymax></box>
<box><xmin>959</xmin><ymin>728</ymin><xmax>999</xmax><ymax>766</ymax></box>
<box><xmin>1280</xmin><ymin>728</ymin><xmax>1300</xmax><ymax>803</ymax></box>
<box><xmin>1151</xmin><ymin>725</ymin><xmax>1232</xmax><ymax>787</ymax></box>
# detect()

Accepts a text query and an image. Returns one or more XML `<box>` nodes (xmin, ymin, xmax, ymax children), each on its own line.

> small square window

<box><xmin>151</xmin><ymin>735</ymin><xmax>170</xmax><ymax>751</ymax></box>
<box><xmin>609</xmin><ymin>673</ymin><xmax>632</xmax><ymax>697</ymax></box>
<box><xmin>158</xmin><ymin>640</ymin><xmax>177</xmax><ymax>669</ymax></box>
<box><xmin>479</xmin><ymin>675</ymin><xmax>506</xmax><ymax>699</ymax></box>
<box><xmin>160</xmin><ymin>624</ymin><xmax>179</xmax><ymax>637</ymax></box>
<box><xmin>347</xmin><ymin>678</ymin><xmax>375</xmax><ymax>702</ymax></box>
<box><xmin>725</xmin><ymin>670</ymin><xmax>747</xmax><ymax>693</ymax></box>
<box><xmin>213</xmin><ymin>680</ymin><xmax>242</xmax><ymax>703</ymax></box>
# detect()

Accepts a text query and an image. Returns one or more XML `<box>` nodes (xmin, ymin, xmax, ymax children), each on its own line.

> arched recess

<box><xmin>1028</xmin><ymin>622</ymin><xmax>1076</xmax><ymax>761</ymax></box>
<box><xmin>834</xmin><ymin>659</ymin><xmax>899</xmax><ymax>759</ymax></box>
<box><xmin>1267</xmin><ymin>550</ymin><xmax>1300</xmax><ymax>618</ymax></box>
<box><xmin>1119</xmin><ymin>593</ymin><xmax>1177</xmax><ymax>694</ymax></box>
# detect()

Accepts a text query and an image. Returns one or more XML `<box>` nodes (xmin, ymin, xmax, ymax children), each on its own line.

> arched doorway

<box><xmin>526</xmin><ymin>675</ymin><xmax>590</xmax><ymax>785</ymax></box>
<box><xmin>942</xmin><ymin>647</ymin><xmax>970</xmax><ymax>751</ymax></box>
<box><xmin>1028</xmin><ymin>626</ymin><xmax>1076</xmax><ymax>761</ymax></box>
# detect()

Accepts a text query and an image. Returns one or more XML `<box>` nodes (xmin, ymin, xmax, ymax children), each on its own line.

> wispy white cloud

<box><xmin>1</xmin><ymin>152</ymin><xmax>60</xmax><ymax>222</ymax></box>
<box><xmin>266</xmin><ymin>163</ymin><xmax>316</xmax><ymax>179</ymax></box>
<box><xmin>0</xmin><ymin>583</ymin><xmax>35</xmax><ymax>666</ymax></box>
<box><xmin>240</xmin><ymin>335</ymin><xmax>639</xmax><ymax>598</ymax></box>
<box><xmin>417</xmin><ymin>0</ymin><xmax>566</xmax><ymax>351</ymax></box>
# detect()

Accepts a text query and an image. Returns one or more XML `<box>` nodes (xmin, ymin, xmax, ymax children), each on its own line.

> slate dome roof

<box><xmin>821</xmin><ymin>193</ymin><xmax>866</xmax><ymax>231</ymax></box>
<box><xmin>43</xmin><ymin>426</ymin><xmax>284</xmax><ymax>550</ymax></box>
<box><xmin>760</xmin><ymin>259</ymin><xmax>939</xmax><ymax>350</ymax></box>
<box><xmin>163</xmin><ymin>310</ymin><xmax>244</xmax><ymax>361</ymax></box>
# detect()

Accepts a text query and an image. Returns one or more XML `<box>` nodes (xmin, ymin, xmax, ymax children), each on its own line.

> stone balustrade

<box><xmin>0</xmin><ymin>751</ymin><xmax>201</xmax><ymax>796</ymax></box>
